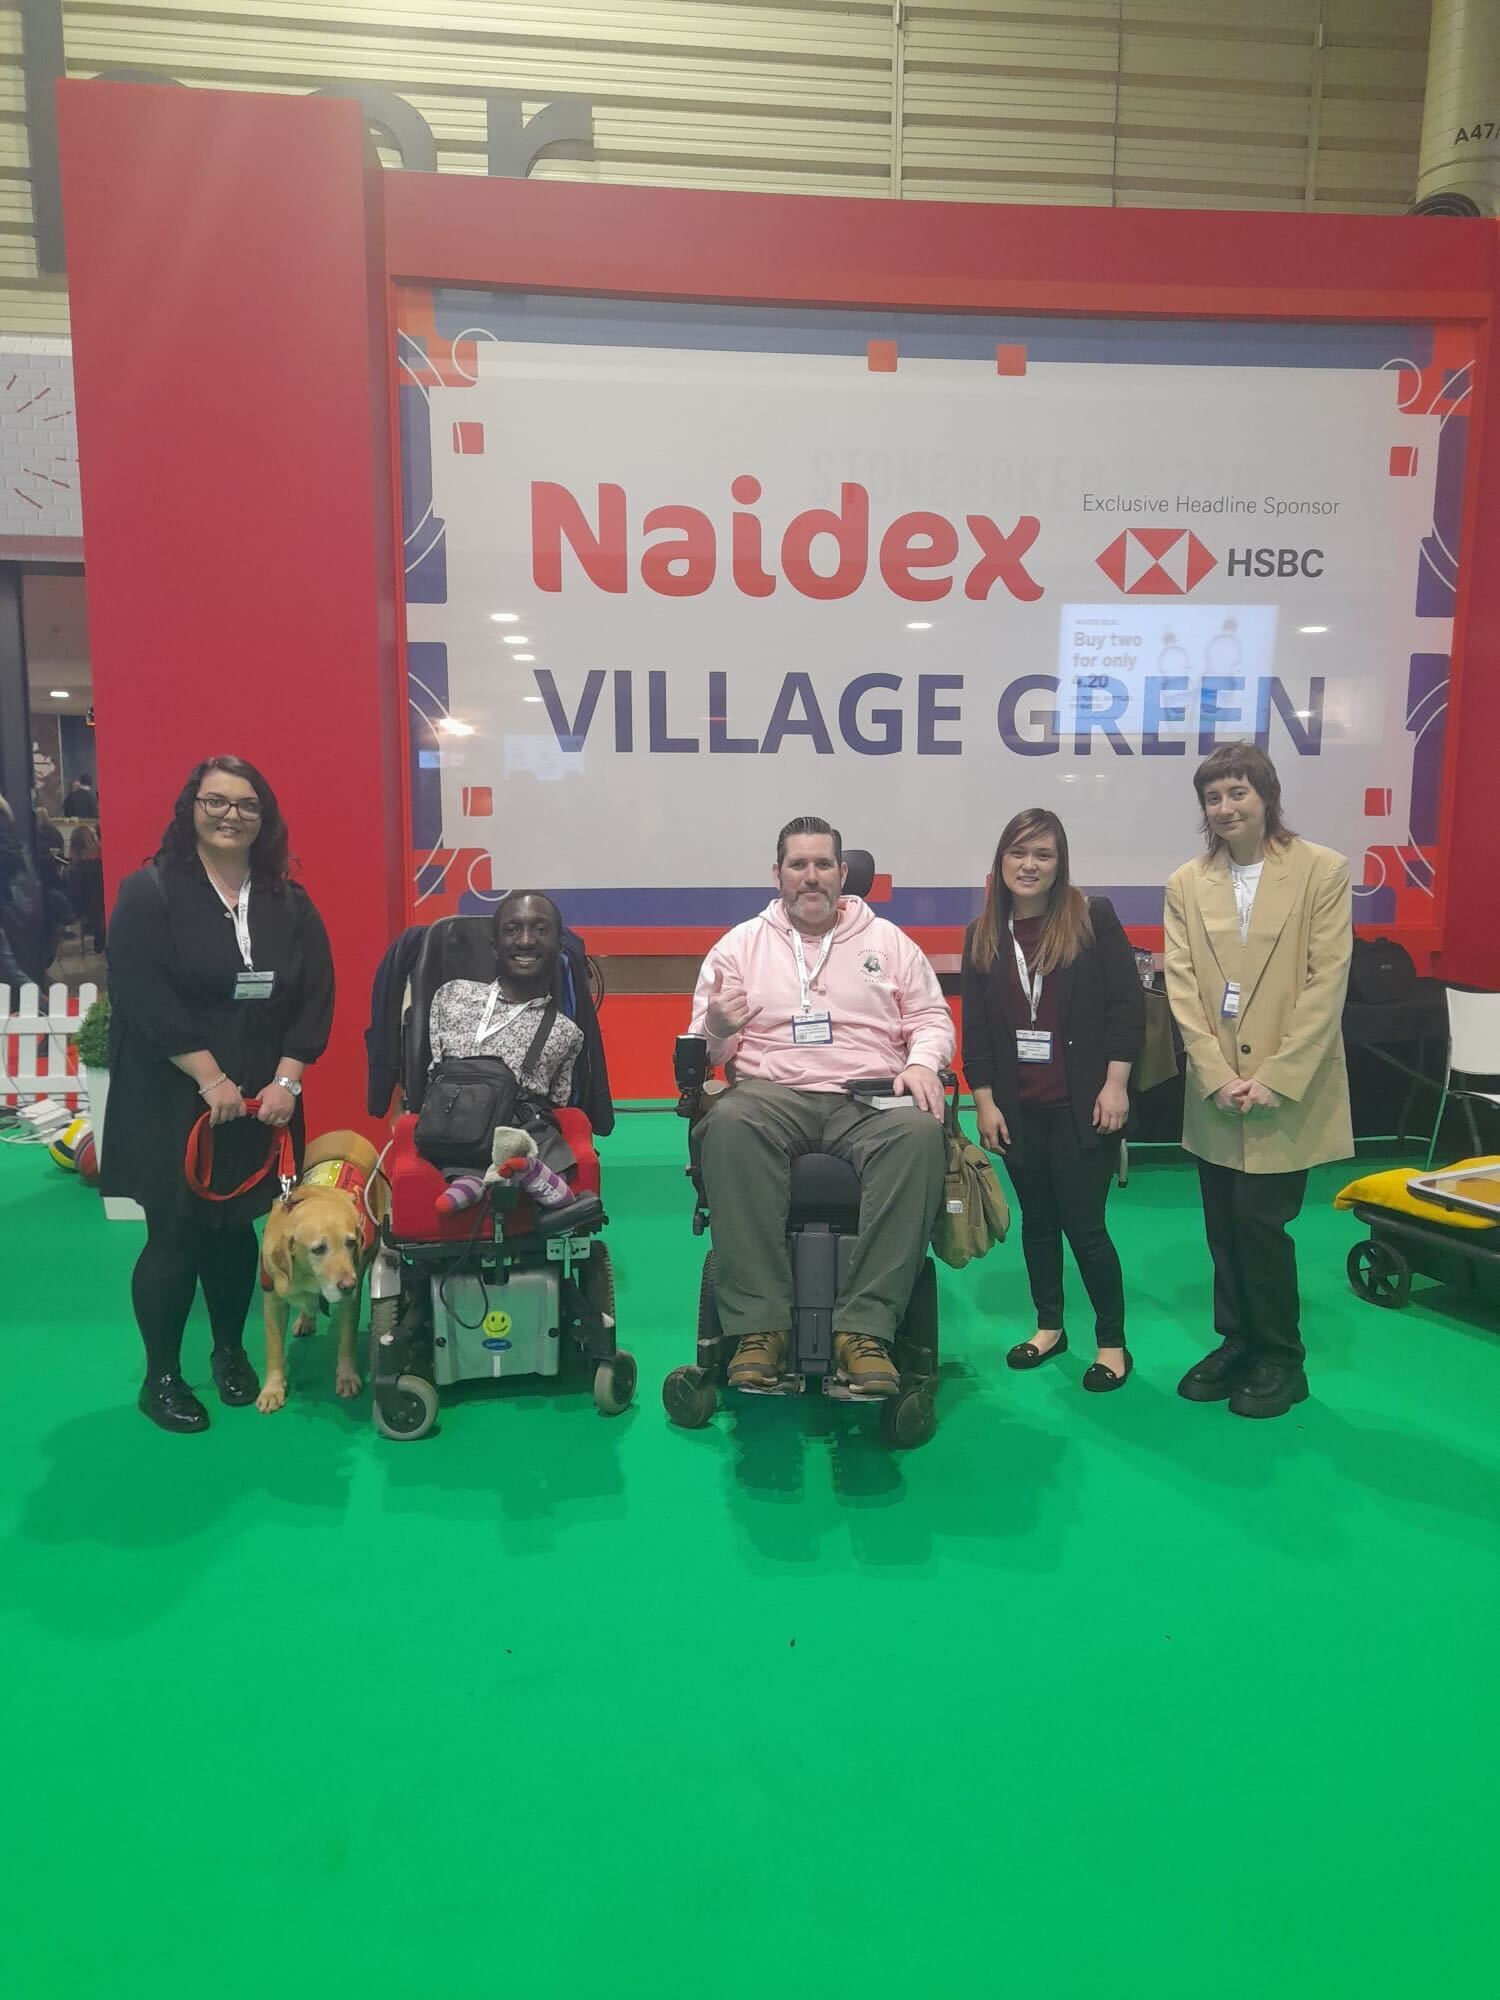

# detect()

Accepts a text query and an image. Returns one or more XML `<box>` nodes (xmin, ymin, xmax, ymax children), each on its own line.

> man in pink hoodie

<box><xmin>688</xmin><ymin>816</ymin><xmax>953</xmax><ymax>1396</ymax></box>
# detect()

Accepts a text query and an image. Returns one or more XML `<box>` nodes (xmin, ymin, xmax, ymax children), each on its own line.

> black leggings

<box><xmin>1004</xmin><ymin>1104</ymin><xmax>1125</xmax><ymax>1347</ymax></box>
<box><xmin>132</xmin><ymin>1207</ymin><xmax>261</xmax><ymax>1378</ymax></box>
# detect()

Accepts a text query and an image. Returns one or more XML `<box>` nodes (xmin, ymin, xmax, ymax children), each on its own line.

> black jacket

<box><xmin>102</xmin><ymin>861</ymin><xmax>334</xmax><ymax>1218</ymax></box>
<box><xmin>960</xmin><ymin>895</ymin><xmax>1145</xmax><ymax>1166</ymax></box>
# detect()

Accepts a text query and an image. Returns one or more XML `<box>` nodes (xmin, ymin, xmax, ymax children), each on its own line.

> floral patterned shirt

<box><xmin>427</xmin><ymin>981</ymin><xmax>582</xmax><ymax>1106</ymax></box>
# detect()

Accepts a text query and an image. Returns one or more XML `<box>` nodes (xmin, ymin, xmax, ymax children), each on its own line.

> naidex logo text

<box><xmin>531</xmin><ymin>478</ymin><xmax>1045</xmax><ymax>602</ymax></box>
<box><xmin>1097</xmin><ymin>529</ymin><xmax>1327</xmax><ymax>596</ymax></box>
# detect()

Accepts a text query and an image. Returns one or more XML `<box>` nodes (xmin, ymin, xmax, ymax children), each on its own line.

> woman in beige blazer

<box><xmin>1164</xmin><ymin>744</ymin><xmax>1352</xmax><ymax>1419</ymax></box>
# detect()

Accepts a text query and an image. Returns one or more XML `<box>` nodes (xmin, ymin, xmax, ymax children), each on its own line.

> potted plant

<box><xmin>73</xmin><ymin>994</ymin><xmax>142</xmax><ymax>1221</ymax></box>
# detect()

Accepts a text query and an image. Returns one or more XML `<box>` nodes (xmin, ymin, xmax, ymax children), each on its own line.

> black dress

<box><xmin>101</xmin><ymin>860</ymin><xmax>334</xmax><ymax>1223</ymax></box>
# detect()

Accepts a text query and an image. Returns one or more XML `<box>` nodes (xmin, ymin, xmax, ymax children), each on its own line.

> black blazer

<box><xmin>102</xmin><ymin>862</ymin><xmax>334</xmax><ymax>1217</ymax></box>
<box><xmin>960</xmin><ymin>895</ymin><xmax>1145</xmax><ymax>1166</ymax></box>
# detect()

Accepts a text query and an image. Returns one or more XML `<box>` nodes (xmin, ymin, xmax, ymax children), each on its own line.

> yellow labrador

<box><xmin>258</xmin><ymin>1131</ymin><xmax>387</xmax><ymax>1414</ymax></box>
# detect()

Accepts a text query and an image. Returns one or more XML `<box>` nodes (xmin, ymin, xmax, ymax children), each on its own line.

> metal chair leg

<box><xmin>1425</xmin><ymin>1078</ymin><xmax>1450</xmax><ymax>1170</ymax></box>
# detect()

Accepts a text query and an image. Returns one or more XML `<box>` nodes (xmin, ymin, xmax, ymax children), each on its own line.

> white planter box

<box><xmin>82</xmin><ymin>1063</ymin><xmax>144</xmax><ymax>1223</ymax></box>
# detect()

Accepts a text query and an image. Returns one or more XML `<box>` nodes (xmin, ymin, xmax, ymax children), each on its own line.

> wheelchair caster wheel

<box><xmin>880</xmin><ymin>1386</ymin><xmax>936</xmax><ymax>1449</ymax></box>
<box><xmin>594</xmin><ymin>1350</ymin><xmax>637</xmax><ymax>1416</ymax></box>
<box><xmin>663</xmin><ymin>1365</ymin><xmax>717</xmax><ymax>1429</ymax></box>
<box><xmin>374</xmin><ymin>1374</ymin><xmax>438</xmax><ymax>1441</ymax></box>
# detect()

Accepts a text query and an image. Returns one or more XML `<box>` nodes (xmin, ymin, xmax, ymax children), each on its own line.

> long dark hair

<box><xmin>1193</xmin><ymin>742</ymin><xmax>1297</xmax><ymax>854</ymax></box>
<box><xmin>154</xmin><ymin>755</ymin><xmax>292</xmax><ymax>887</ymax></box>
<box><xmin>971</xmin><ymin>808</ymin><xmax>1094</xmax><ymax>976</ymax></box>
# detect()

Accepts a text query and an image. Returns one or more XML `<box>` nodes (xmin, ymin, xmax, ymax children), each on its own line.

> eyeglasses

<box><xmin>195</xmin><ymin>793</ymin><xmax>263</xmax><ymax>820</ymax></box>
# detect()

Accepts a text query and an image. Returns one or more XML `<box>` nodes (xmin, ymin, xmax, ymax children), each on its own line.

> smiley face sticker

<box><xmin>483</xmin><ymin>1310</ymin><xmax>512</xmax><ymax>1338</ymax></box>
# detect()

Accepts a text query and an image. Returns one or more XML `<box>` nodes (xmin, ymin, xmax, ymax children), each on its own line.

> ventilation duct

<box><xmin>1413</xmin><ymin>0</ymin><xmax>1500</xmax><ymax>217</ymax></box>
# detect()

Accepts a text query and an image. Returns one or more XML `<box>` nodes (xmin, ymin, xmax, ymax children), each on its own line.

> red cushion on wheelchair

<box><xmin>387</xmin><ymin>1107</ymin><xmax>600</xmax><ymax>1242</ymax></box>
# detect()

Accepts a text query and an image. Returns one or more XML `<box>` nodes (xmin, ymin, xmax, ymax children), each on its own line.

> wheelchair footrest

<box><xmin>824</xmin><ymin>1379</ymin><xmax>895</xmax><ymax>1404</ymax></box>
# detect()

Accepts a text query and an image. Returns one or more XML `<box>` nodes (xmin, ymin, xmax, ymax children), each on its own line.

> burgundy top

<box><xmin>1006</xmin><ymin>914</ymin><xmax>1069</xmax><ymax>1108</ymax></box>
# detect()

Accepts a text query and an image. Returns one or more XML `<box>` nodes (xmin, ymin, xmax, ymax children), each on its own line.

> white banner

<box><xmin>399</xmin><ymin>300</ymin><xmax>1464</xmax><ymax>927</ymax></box>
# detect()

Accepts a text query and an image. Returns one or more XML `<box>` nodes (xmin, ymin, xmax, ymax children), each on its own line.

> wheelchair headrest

<box><xmin>402</xmin><ymin>917</ymin><xmax>497</xmax><ymax>1111</ymax></box>
<box><xmin>843</xmin><ymin>848</ymin><xmax>875</xmax><ymax>899</ymax></box>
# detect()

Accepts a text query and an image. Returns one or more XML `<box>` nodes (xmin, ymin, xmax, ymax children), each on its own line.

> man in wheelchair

<box><xmin>687</xmin><ymin>816</ymin><xmax>953</xmax><ymax>1398</ymax></box>
<box><xmin>366</xmin><ymin>890</ymin><xmax>629</xmax><ymax>1439</ymax></box>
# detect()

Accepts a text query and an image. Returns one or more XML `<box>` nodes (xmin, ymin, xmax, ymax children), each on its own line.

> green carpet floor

<box><xmin>2</xmin><ymin>1115</ymin><xmax>1496</xmax><ymax>1999</ymax></box>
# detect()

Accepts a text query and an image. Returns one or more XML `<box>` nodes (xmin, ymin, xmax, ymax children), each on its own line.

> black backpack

<box><xmin>1348</xmin><ymin>935</ymin><xmax>1416</xmax><ymax>1007</ymax></box>
<box><xmin>414</xmin><ymin>1000</ymin><xmax>559</xmax><ymax>1170</ymax></box>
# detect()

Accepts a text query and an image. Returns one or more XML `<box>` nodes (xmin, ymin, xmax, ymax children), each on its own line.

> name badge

<box><xmin>792</xmin><ymin>1012</ymin><xmax>833</xmax><ymax>1046</ymax></box>
<box><xmin>233</xmin><ymin>969</ymin><xmax>275</xmax><ymax>1002</ymax></box>
<box><xmin>1221</xmin><ymin>981</ymin><xmax>1242</xmax><ymax>1019</ymax></box>
<box><xmin>1016</xmin><ymin>1029</ymin><xmax>1054</xmax><ymax>1064</ymax></box>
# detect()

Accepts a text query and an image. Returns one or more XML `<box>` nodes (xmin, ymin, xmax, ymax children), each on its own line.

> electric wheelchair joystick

<box><xmin>674</xmin><ymin>1034</ymin><xmax>708</xmax><ymax>1119</ymax></box>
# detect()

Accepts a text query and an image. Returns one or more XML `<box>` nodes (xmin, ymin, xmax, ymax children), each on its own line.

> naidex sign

<box><xmin>531</xmin><ymin>478</ymin><xmax>1044</xmax><ymax>603</ymax></box>
<box><xmin>398</xmin><ymin>294</ymin><xmax>1467</xmax><ymax>932</ymax></box>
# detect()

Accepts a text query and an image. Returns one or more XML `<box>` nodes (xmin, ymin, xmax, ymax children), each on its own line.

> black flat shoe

<box><xmin>211</xmin><ymin>1345</ymin><xmax>260</xmax><ymax>1407</ymax></box>
<box><xmin>1007</xmin><ymin>1331</ymin><xmax>1068</xmax><ymax>1370</ymax></box>
<box><xmin>138</xmin><ymin>1373</ymin><xmax>209</xmax><ymax>1434</ymax></box>
<box><xmin>1083</xmin><ymin>1350</ymin><xmax>1133</xmax><ymax>1393</ymax></box>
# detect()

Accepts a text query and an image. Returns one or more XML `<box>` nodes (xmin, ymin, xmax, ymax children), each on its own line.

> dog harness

<box><xmin>257</xmin><ymin>1154</ymin><xmax>379</xmax><ymax>1292</ymax></box>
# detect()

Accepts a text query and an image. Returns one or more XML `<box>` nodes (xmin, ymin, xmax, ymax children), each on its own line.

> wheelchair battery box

<box><xmin>430</xmin><ymin>1265</ymin><xmax>562</xmax><ymax>1385</ymax></box>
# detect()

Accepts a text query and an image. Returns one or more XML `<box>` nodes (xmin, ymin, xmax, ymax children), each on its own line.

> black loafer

<box><xmin>1228</xmin><ymin>1362</ymin><xmax>1309</xmax><ymax>1420</ymax></box>
<box><xmin>138</xmin><ymin>1373</ymin><xmax>209</xmax><ymax>1433</ymax></box>
<box><xmin>211</xmin><ymin>1345</ymin><xmax>260</xmax><ymax>1407</ymax></box>
<box><xmin>1083</xmin><ymin>1350</ymin><xmax>1133</xmax><ymax>1393</ymax></box>
<box><xmin>1177</xmin><ymin>1341</ymin><xmax>1252</xmax><ymax>1403</ymax></box>
<box><xmin>1006</xmin><ymin>1331</ymin><xmax>1068</xmax><ymax>1370</ymax></box>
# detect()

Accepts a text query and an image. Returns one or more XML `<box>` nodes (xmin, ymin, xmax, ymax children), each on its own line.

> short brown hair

<box><xmin>776</xmin><ymin>816</ymin><xmax>842</xmax><ymax>865</ymax></box>
<box><xmin>1193</xmin><ymin>743</ymin><xmax>1296</xmax><ymax>853</ymax></box>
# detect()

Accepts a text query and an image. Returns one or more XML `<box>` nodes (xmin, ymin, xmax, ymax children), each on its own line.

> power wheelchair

<box><xmin>366</xmin><ymin>915</ymin><xmax>634</xmax><ymax>1441</ymax></box>
<box><xmin>660</xmin><ymin>850</ymin><xmax>947</xmax><ymax>1449</ymax></box>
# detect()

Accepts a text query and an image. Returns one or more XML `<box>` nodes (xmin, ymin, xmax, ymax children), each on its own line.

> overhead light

<box><xmin>490</xmin><ymin>612</ymin><xmax>519</xmax><ymax>623</ymax></box>
<box><xmin>502</xmin><ymin>635</ymin><xmax>529</xmax><ymax>646</ymax></box>
<box><xmin>906</xmin><ymin>621</ymin><xmax>933</xmax><ymax>631</ymax></box>
<box><xmin>49</xmin><ymin>688</ymin><xmax>68</xmax><ymax>698</ymax></box>
<box><xmin>1298</xmin><ymin>625</ymin><xmax>1328</xmax><ymax>635</ymax></box>
<box><xmin>523</xmin><ymin>695</ymin><xmax>544</xmax><ymax>704</ymax></box>
<box><xmin>514</xmin><ymin>653</ymin><xmax>535</xmax><ymax>662</ymax></box>
<box><xmin>437</xmin><ymin>716</ymin><xmax>475</xmax><ymax>737</ymax></box>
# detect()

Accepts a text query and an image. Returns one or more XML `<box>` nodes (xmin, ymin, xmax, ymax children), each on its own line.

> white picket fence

<box><xmin>0</xmin><ymin>981</ymin><xmax>98</xmax><ymax>1111</ymax></box>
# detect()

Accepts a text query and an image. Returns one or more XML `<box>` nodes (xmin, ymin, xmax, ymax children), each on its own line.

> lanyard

<box><xmin>790</xmin><ymin>927</ymin><xmax>835</xmax><ymax>1015</ymax></box>
<box><xmin>1009</xmin><ymin>917</ymin><xmax>1044</xmax><ymax>1028</ymax></box>
<box><xmin>207</xmin><ymin>869</ymin><xmax>254</xmax><ymax>970</ymax></box>
<box><xmin>476</xmin><ymin>984</ymin><xmax>535</xmax><ymax>1047</ymax></box>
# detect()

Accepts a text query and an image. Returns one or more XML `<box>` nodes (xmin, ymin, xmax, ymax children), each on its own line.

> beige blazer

<box><xmin>1164</xmin><ymin>837</ymin><xmax>1353</xmax><ymax>1174</ymax></box>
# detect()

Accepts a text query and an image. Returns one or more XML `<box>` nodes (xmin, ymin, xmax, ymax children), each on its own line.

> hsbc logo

<box><xmin>1096</xmin><ymin>529</ymin><xmax>1217</xmax><ymax>597</ymax></box>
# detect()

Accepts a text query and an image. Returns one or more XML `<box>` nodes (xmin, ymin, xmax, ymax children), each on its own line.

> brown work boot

<box><xmin>728</xmin><ymin>1330</ymin><xmax>788</xmax><ymax>1388</ymax></box>
<box><xmin>833</xmin><ymin>1333</ymin><xmax>901</xmax><ymax>1397</ymax></box>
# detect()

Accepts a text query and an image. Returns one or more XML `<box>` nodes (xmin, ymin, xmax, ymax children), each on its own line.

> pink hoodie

<box><xmin>689</xmin><ymin>897</ymin><xmax>954</xmax><ymax>1092</ymax></box>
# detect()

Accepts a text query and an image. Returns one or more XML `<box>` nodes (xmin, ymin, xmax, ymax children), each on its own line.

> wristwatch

<box><xmin>273</xmin><ymin>1074</ymin><xmax>303</xmax><ymax>1096</ymax></box>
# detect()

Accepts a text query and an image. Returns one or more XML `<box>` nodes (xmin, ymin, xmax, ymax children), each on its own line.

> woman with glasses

<box><xmin>102</xmin><ymin>757</ymin><xmax>334</xmax><ymax>1432</ymax></box>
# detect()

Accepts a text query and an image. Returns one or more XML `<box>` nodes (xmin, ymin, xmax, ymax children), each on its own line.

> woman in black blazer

<box><xmin>961</xmin><ymin>808</ymin><xmax>1145</xmax><ymax>1390</ymax></box>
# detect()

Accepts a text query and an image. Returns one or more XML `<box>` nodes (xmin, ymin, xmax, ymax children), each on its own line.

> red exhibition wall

<box><xmin>57</xmin><ymin>83</ymin><xmax>1500</xmax><ymax>1124</ymax></box>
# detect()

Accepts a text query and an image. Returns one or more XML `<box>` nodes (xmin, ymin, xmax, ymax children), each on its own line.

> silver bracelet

<box><xmin>198</xmin><ymin>1073</ymin><xmax>228</xmax><ymax>1099</ymax></box>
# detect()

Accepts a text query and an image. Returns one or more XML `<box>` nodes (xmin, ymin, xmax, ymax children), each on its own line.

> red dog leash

<box><xmin>184</xmin><ymin>1098</ymin><xmax>297</xmax><ymax>1204</ymax></box>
